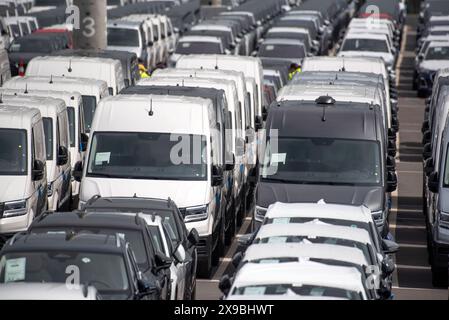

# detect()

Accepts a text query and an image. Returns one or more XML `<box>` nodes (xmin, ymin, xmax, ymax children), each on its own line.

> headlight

<box><xmin>439</xmin><ymin>211</ymin><xmax>449</xmax><ymax>229</ymax></box>
<box><xmin>3</xmin><ymin>200</ymin><xmax>28</xmax><ymax>218</ymax></box>
<box><xmin>47</xmin><ymin>182</ymin><xmax>54</xmax><ymax>197</ymax></box>
<box><xmin>255</xmin><ymin>206</ymin><xmax>267</xmax><ymax>222</ymax></box>
<box><xmin>183</xmin><ymin>205</ymin><xmax>208</xmax><ymax>223</ymax></box>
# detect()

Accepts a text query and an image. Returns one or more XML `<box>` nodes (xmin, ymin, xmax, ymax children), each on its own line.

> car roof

<box><xmin>0</xmin><ymin>283</ymin><xmax>98</xmax><ymax>300</ymax></box>
<box><xmin>428</xmin><ymin>41</ymin><xmax>449</xmax><ymax>47</ymax></box>
<box><xmin>265</xmin><ymin>202</ymin><xmax>373</xmax><ymax>223</ymax></box>
<box><xmin>0</xmin><ymin>105</ymin><xmax>40</xmax><ymax>129</ymax></box>
<box><xmin>243</xmin><ymin>243</ymin><xmax>368</xmax><ymax>266</ymax></box>
<box><xmin>121</xmin><ymin>85</ymin><xmax>225</xmax><ymax>102</ymax></box>
<box><xmin>267</xmin><ymin>101</ymin><xmax>380</xmax><ymax>141</ymax></box>
<box><xmin>255</xmin><ymin>222</ymin><xmax>372</xmax><ymax>244</ymax></box>
<box><xmin>344</xmin><ymin>33</ymin><xmax>389</xmax><ymax>40</ymax></box>
<box><xmin>262</xmin><ymin>38</ymin><xmax>306</xmax><ymax>46</ymax></box>
<box><xmin>232</xmin><ymin>261</ymin><xmax>365</xmax><ymax>293</ymax></box>
<box><xmin>0</xmin><ymin>88</ymin><xmax>82</xmax><ymax>106</ymax></box>
<box><xmin>108</xmin><ymin>19</ymin><xmax>142</xmax><ymax>29</ymax></box>
<box><xmin>0</xmin><ymin>95</ymin><xmax>66</xmax><ymax>117</ymax></box>
<box><xmin>268</xmin><ymin>27</ymin><xmax>309</xmax><ymax>34</ymax></box>
<box><xmin>179</xmin><ymin>35</ymin><xmax>222</xmax><ymax>43</ymax></box>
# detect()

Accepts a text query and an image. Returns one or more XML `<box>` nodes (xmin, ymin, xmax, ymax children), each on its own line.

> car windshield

<box><xmin>9</xmin><ymin>39</ymin><xmax>53</xmax><ymax>53</ymax></box>
<box><xmin>259</xmin><ymin>44</ymin><xmax>305</xmax><ymax>59</ymax></box>
<box><xmin>261</xmin><ymin>138</ymin><xmax>382</xmax><ymax>186</ymax></box>
<box><xmin>82</xmin><ymin>96</ymin><xmax>96</xmax><ymax>133</ymax></box>
<box><xmin>342</xmin><ymin>39</ymin><xmax>389</xmax><ymax>53</ymax></box>
<box><xmin>67</xmin><ymin>107</ymin><xmax>76</xmax><ymax>148</ymax></box>
<box><xmin>233</xmin><ymin>284</ymin><xmax>361</xmax><ymax>300</ymax></box>
<box><xmin>107</xmin><ymin>28</ymin><xmax>140</xmax><ymax>47</ymax></box>
<box><xmin>425</xmin><ymin>46</ymin><xmax>449</xmax><ymax>60</ymax></box>
<box><xmin>0</xmin><ymin>129</ymin><xmax>27</xmax><ymax>176</ymax></box>
<box><xmin>0</xmin><ymin>252</ymin><xmax>130</xmax><ymax>298</ymax></box>
<box><xmin>42</xmin><ymin>118</ymin><xmax>53</xmax><ymax>160</ymax></box>
<box><xmin>176</xmin><ymin>41</ymin><xmax>222</xmax><ymax>54</ymax></box>
<box><xmin>147</xmin><ymin>225</ymin><xmax>165</xmax><ymax>254</ymax></box>
<box><xmin>267</xmin><ymin>32</ymin><xmax>309</xmax><ymax>45</ymax></box>
<box><xmin>87</xmin><ymin>132</ymin><xmax>207</xmax><ymax>181</ymax></box>
<box><xmin>10</xmin><ymin>24</ymin><xmax>20</xmax><ymax>38</ymax></box>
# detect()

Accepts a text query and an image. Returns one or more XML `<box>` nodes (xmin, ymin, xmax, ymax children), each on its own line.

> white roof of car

<box><xmin>1</xmin><ymin>95</ymin><xmax>66</xmax><ymax>119</ymax></box>
<box><xmin>231</xmin><ymin>261</ymin><xmax>366</xmax><ymax>295</ymax></box>
<box><xmin>243</xmin><ymin>243</ymin><xmax>368</xmax><ymax>266</ymax></box>
<box><xmin>265</xmin><ymin>202</ymin><xmax>374</xmax><ymax>223</ymax></box>
<box><xmin>262</xmin><ymin>38</ymin><xmax>305</xmax><ymax>46</ymax></box>
<box><xmin>255</xmin><ymin>222</ymin><xmax>372</xmax><ymax>245</ymax></box>
<box><xmin>179</xmin><ymin>36</ymin><xmax>222</xmax><ymax>43</ymax></box>
<box><xmin>344</xmin><ymin>33</ymin><xmax>389</xmax><ymax>41</ymax></box>
<box><xmin>302</xmin><ymin>57</ymin><xmax>387</xmax><ymax>78</ymax></box>
<box><xmin>0</xmin><ymin>283</ymin><xmax>98</xmax><ymax>300</ymax></box>
<box><xmin>0</xmin><ymin>105</ymin><xmax>40</xmax><ymax>130</ymax></box>
<box><xmin>267</xmin><ymin>27</ymin><xmax>309</xmax><ymax>34</ymax></box>
<box><xmin>0</xmin><ymin>88</ymin><xmax>82</xmax><ymax>107</ymax></box>
<box><xmin>191</xmin><ymin>24</ymin><xmax>232</xmax><ymax>32</ymax></box>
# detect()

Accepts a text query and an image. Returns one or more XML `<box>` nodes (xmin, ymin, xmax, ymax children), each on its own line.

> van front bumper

<box><xmin>0</xmin><ymin>213</ymin><xmax>30</xmax><ymax>235</ymax></box>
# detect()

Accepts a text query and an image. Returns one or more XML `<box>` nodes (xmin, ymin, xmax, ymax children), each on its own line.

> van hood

<box><xmin>257</xmin><ymin>182</ymin><xmax>384</xmax><ymax>212</ymax></box>
<box><xmin>420</xmin><ymin>60</ymin><xmax>449</xmax><ymax>72</ymax></box>
<box><xmin>107</xmin><ymin>46</ymin><xmax>142</xmax><ymax>59</ymax></box>
<box><xmin>0</xmin><ymin>176</ymin><xmax>27</xmax><ymax>203</ymax></box>
<box><xmin>80</xmin><ymin>178</ymin><xmax>210</xmax><ymax>208</ymax></box>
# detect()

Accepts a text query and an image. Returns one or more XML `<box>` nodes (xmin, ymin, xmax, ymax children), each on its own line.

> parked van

<box><xmin>0</xmin><ymin>48</ymin><xmax>11</xmax><ymax>85</ymax></box>
<box><xmin>75</xmin><ymin>95</ymin><xmax>226</xmax><ymax>278</ymax></box>
<box><xmin>25</xmin><ymin>56</ymin><xmax>125</xmax><ymax>95</ymax></box>
<box><xmin>4</xmin><ymin>17</ymin><xmax>25</xmax><ymax>41</ymax></box>
<box><xmin>0</xmin><ymin>88</ymin><xmax>87</xmax><ymax>199</ymax></box>
<box><xmin>1</xmin><ymin>95</ymin><xmax>72</xmax><ymax>212</ymax></box>
<box><xmin>0</xmin><ymin>105</ymin><xmax>47</xmax><ymax>235</ymax></box>
<box><xmin>0</xmin><ymin>17</ymin><xmax>10</xmax><ymax>50</ymax></box>
<box><xmin>3</xmin><ymin>75</ymin><xmax>109</xmax><ymax>132</ymax></box>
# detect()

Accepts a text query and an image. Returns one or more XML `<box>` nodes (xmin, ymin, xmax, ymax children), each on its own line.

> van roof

<box><xmin>92</xmin><ymin>95</ymin><xmax>213</xmax><ymax>135</ymax></box>
<box><xmin>0</xmin><ymin>95</ymin><xmax>66</xmax><ymax>118</ymax></box>
<box><xmin>0</xmin><ymin>105</ymin><xmax>40</xmax><ymax>130</ymax></box>
<box><xmin>108</xmin><ymin>19</ymin><xmax>142</xmax><ymax>29</ymax></box>
<box><xmin>302</xmin><ymin>57</ymin><xmax>388</xmax><ymax>78</ymax></box>
<box><xmin>179</xmin><ymin>35</ymin><xmax>222</xmax><ymax>43</ymax></box>
<box><xmin>267</xmin><ymin>101</ymin><xmax>379</xmax><ymax>141</ymax></box>
<box><xmin>4</xmin><ymin>76</ymin><xmax>108</xmax><ymax>97</ymax></box>
<box><xmin>0</xmin><ymin>88</ymin><xmax>82</xmax><ymax>107</ymax></box>
<box><xmin>344</xmin><ymin>33</ymin><xmax>389</xmax><ymax>41</ymax></box>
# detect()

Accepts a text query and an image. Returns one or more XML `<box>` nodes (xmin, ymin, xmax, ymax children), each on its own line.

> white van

<box><xmin>25</xmin><ymin>56</ymin><xmax>125</xmax><ymax>95</ymax></box>
<box><xmin>75</xmin><ymin>94</ymin><xmax>226</xmax><ymax>278</ymax></box>
<box><xmin>0</xmin><ymin>88</ymin><xmax>87</xmax><ymax>198</ymax></box>
<box><xmin>0</xmin><ymin>17</ymin><xmax>10</xmax><ymax>50</ymax></box>
<box><xmin>0</xmin><ymin>49</ymin><xmax>11</xmax><ymax>85</ymax></box>
<box><xmin>3</xmin><ymin>75</ymin><xmax>109</xmax><ymax>133</ymax></box>
<box><xmin>0</xmin><ymin>105</ymin><xmax>47</xmax><ymax>235</ymax></box>
<box><xmin>1</xmin><ymin>95</ymin><xmax>72</xmax><ymax>212</ymax></box>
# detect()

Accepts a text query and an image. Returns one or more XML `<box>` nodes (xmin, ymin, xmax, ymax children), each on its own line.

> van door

<box><xmin>57</xmin><ymin>110</ymin><xmax>71</xmax><ymax>203</ymax></box>
<box><xmin>32</xmin><ymin>120</ymin><xmax>47</xmax><ymax>216</ymax></box>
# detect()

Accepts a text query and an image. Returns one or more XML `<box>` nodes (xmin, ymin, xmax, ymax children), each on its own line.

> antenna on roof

<box><xmin>0</xmin><ymin>94</ymin><xmax>3</xmax><ymax>104</ymax></box>
<box><xmin>24</xmin><ymin>84</ymin><xmax>28</xmax><ymax>94</ymax></box>
<box><xmin>215</xmin><ymin>56</ymin><xmax>219</xmax><ymax>70</ymax></box>
<box><xmin>167</xmin><ymin>197</ymin><xmax>171</xmax><ymax>207</ymax></box>
<box><xmin>148</xmin><ymin>99</ymin><xmax>154</xmax><ymax>116</ymax></box>
<box><xmin>182</xmin><ymin>79</ymin><xmax>185</xmax><ymax>87</ymax></box>
<box><xmin>49</xmin><ymin>75</ymin><xmax>53</xmax><ymax>84</ymax></box>
<box><xmin>68</xmin><ymin>60</ymin><xmax>72</xmax><ymax>73</ymax></box>
<box><xmin>82</xmin><ymin>284</ymin><xmax>88</xmax><ymax>298</ymax></box>
<box><xmin>321</xmin><ymin>104</ymin><xmax>326</xmax><ymax>122</ymax></box>
<box><xmin>133</xmin><ymin>193</ymin><xmax>137</xmax><ymax>198</ymax></box>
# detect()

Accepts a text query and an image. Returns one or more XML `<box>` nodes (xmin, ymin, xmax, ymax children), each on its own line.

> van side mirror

<box><xmin>137</xmin><ymin>278</ymin><xmax>158</xmax><ymax>298</ymax></box>
<box><xmin>388</xmin><ymin>140</ymin><xmax>397</xmax><ymax>157</ymax></box>
<box><xmin>32</xmin><ymin>159</ymin><xmax>45</xmax><ymax>181</ymax></box>
<box><xmin>218</xmin><ymin>274</ymin><xmax>232</xmax><ymax>296</ymax></box>
<box><xmin>381</xmin><ymin>256</ymin><xmax>396</xmax><ymax>275</ymax></box>
<box><xmin>418</xmin><ymin>53</ymin><xmax>424</xmax><ymax>61</ymax></box>
<box><xmin>232</xmin><ymin>252</ymin><xmax>243</xmax><ymax>269</ymax></box>
<box><xmin>391</xmin><ymin>116</ymin><xmax>399</xmax><ymax>132</ymax></box>
<box><xmin>388</xmin><ymin>128</ymin><xmax>396</xmax><ymax>139</ymax></box>
<box><xmin>173</xmin><ymin>243</ymin><xmax>186</xmax><ymax>265</ymax></box>
<box><xmin>148</xmin><ymin>41</ymin><xmax>154</xmax><ymax>46</ymax></box>
<box><xmin>225</xmin><ymin>154</ymin><xmax>235</xmax><ymax>171</ymax></box>
<box><xmin>73</xmin><ymin>161</ymin><xmax>83</xmax><ymax>182</ymax></box>
<box><xmin>424</xmin><ymin>157</ymin><xmax>434</xmax><ymax>176</ymax></box>
<box><xmin>255</xmin><ymin>116</ymin><xmax>263</xmax><ymax>131</ymax></box>
<box><xmin>421</xmin><ymin>120</ymin><xmax>429</xmax><ymax>134</ymax></box>
<box><xmin>80</xmin><ymin>133</ymin><xmax>89</xmax><ymax>152</ymax></box>
<box><xmin>262</xmin><ymin>106</ymin><xmax>268</xmax><ymax>121</ymax></box>
<box><xmin>422</xmin><ymin>130</ymin><xmax>432</xmax><ymax>145</ymax></box>
<box><xmin>382</xmin><ymin>239</ymin><xmax>399</xmax><ymax>254</ymax></box>
<box><xmin>428</xmin><ymin>172</ymin><xmax>439</xmax><ymax>193</ymax></box>
<box><xmin>423</xmin><ymin>143</ymin><xmax>432</xmax><ymax>160</ymax></box>
<box><xmin>237</xmin><ymin>233</ymin><xmax>253</xmax><ymax>247</ymax></box>
<box><xmin>386</xmin><ymin>156</ymin><xmax>396</xmax><ymax>172</ymax></box>
<box><xmin>387</xmin><ymin>171</ymin><xmax>398</xmax><ymax>193</ymax></box>
<box><xmin>57</xmin><ymin>146</ymin><xmax>69</xmax><ymax>166</ymax></box>
<box><xmin>212</xmin><ymin>165</ymin><xmax>224</xmax><ymax>187</ymax></box>
<box><xmin>187</xmin><ymin>228</ymin><xmax>199</xmax><ymax>247</ymax></box>
<box><xmin>155</xmin><ymin>252</ymin><xmax>172</xmax><ymax>271</ymax></box>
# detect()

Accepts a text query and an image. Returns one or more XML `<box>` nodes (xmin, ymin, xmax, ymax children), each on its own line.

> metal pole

<box><xmin>72</xmin><ymin>0</ymin><xmax>107</xmax><ymax>50</ymax></box>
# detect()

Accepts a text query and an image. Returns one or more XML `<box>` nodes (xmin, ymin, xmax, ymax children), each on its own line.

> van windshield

<box><xmin>342</xmin><ymin>39</ymin><xmax>389</xmax><ymax>53</ymax></box>
<box><xmin>176</xmin><ymin>41</ymin><xmax>223</xmax><ymax>54</ymax></box>
<box><xmin>87</xmin><ymin>132</ymin><xmax>207</xmax><ymax>181</ymax></box>
<box><xmin>82</xmin><ymin>96</ymin><xmax>96</xmax><ymax>133</ymax></box>
<box><xmin>0</xmin><ymin>129</ymin><xmax>27</xmax><ymax>176</ymax></box>
<box><xmin>261</xmin><ymin>138</ymin><xmax>382</xmax><ymax>186</ymax></box>
<box><xmin>107</xmin><ymin>28</ymin><xmax>140</xmax><ymax>47</ymax></box>
<box><xmin>259</xmin><ymin>43</ymin><xmax>306</xmax><ymax>59</ymax></box>
<box><xmin>42</xmin><ymin>118</ymin><xmax>53</xmax><ymax>160</ymax></box>
<box><xmin>425</xmin><ymin>46</ymin><xmax>449</xmax><ymax>60</ymax></box>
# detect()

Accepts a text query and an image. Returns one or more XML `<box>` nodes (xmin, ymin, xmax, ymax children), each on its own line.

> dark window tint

<box><xmin>42</xmin><ymin>118</ymin><xmax>53</xmax><ymax>160</ymax></box>
<box><xmin>0</xmin><ymin>129</ymin><xmax>27</xmax><ymax>175</ymax></box>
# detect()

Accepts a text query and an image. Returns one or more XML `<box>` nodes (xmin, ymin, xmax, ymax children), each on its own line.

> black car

<box><xmin>83</xmin><ymin>196</ymin><xmax>199</xmax><ymax>300</ymax></box>
<box><xmin>255</xmin><ymin>97</ymin><xmax>397</xmax><ymax>238</ymax></box>
<box><xmin>0</xmin><ymin>232</ymin><xmax>158</xmax><ymax>300</ymax></box>
<box><xmin>28</xmin><ymin>211</ymin><xmax>173</xmax><ymax>300</ymax></box>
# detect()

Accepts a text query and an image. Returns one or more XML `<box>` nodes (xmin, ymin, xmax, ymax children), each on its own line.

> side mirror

<box><xmin>381</xmin><ymin>256</ymin><xmax>396</xmax><ymax>276</ymax></box>
<box><xmin>148</xmin><ymin>41</ymin><xmax>154</xmax><ymax>46</ymax></box>
<box><xmin>187</xmin><ymin>228</ymin><xmax>199</xmax><ymax>247</ymax></box>
<box><xmin>388</xmin><ymin>128</ymin><xmax>396</xmax><ymax>140</ymax></box>
<box><xmin>32</xmin><ymin>159</ymin><xmax>45</xmax><ymax>181</ymax></box>
<box><xmin>388</xmin><ymin>140</ymin><xmax>397</xmax><ymax>157</ymax></box>
<box><xmin>423</xmin><ymin>143</ymin><xmax>432</xmax><ymax>160</ymax></box>
<box><xmin>387</xmin><ymin>171</ymin><xmax>398</xmax><ymax>193</ymax></box>
<box><xmin>262</xmin><ymin>107</ymin><xmax>268</xmax><ymax>121</ymax></box>
<box><xmin>218</xmin><ymin>274</ymin><xmax>232</xmax><ymax>296</ymax></box>
<box><xmin>428</xmin><ymin>171</ymin><xmax>439</xmax><ymax>193</ymax></box>
<box><xmin>391</xmin><ymin>116</ymin><xmax>399</xmax><ymax>132</ymax></box>
<box><xmin>155</xmin><ymin>252</ymin><xmax>172</xmax><ymax>271</ymax></box>
<box><xmin>57</xmin><ymin>146</ymin><xmax>69</xmax><ymax>166</ymax></box>
<box><xmin>137</xmin><ymin>278</ymin><xmax>158</xmax><ymax>298</ymax></box>
<box><xmin>225</xmin><ymin>154</ymin><xmax>235</xmax><ymax>171</ymax></box>
<box><xmin>212</xmin><ymin>165</ymin><xmax>224</xmax><ymax>187</ymax></box>
<box><xmin>421</xmin><ymin>120</ymin><xmax>429</xmax><ymax>134</ymax></box>
<box><xmin>418</xmin><ymin>53</ymin><xmax>424</xmax><ymax>61</ymax></box>
<box><xmin>425</xmin><ymin>97</ymin><xmax>431</xmax><ymax>106</ymax></box>
<box><xmin>255</xmin><ymin>115</ymin><xmax>263</xmax><ymax>131</ymax></box>
<box><xmin>80</xmin><ymin>133</ymin><xmax>89</xmax><ymax>152</ymax></box>
<box><xmin>232</xmin><ymin>252</ymin><xmax>243</xmax><ymax>269</ymax></box>
<box><xmin>173</xmin><ymin>243</ymin><xmax>186</xmax><ymax>265</ymax></box>
<box><xmin>424</xmin><ymin>157</ymin><xmax>434</xmax><ymax>176</ymax></box>
<box><xmin>237</xmin><ymin>233</ymin><xmax>253</xmax><ymax>247</ymax></box>
<box><xmin>168</xmin><ymin>48</ymin><xmax>174</xmax><ymax>55</ymax></box>
<box><xmin>386</xmin><ymin>156</ymin><xmax>396</xmax><ymax>172</ymax></box>
<box><xmin>251</xmin><ymin>51</ymin><xmax>258</xmax><ymax>57</ymax></box>
<box><xmin>382</xmin><ymin>239</ymin><xmax>399</xmax><ymax>254</ymax></box>
<box><xmin>73</xmin><ymin>161</ymin><xmax>83</xmax><ymax>182</ymax></box>
<box><xmin>422</xmin><ymin>130</ymin><xmax>432</xmax><ymax>145</ymax></box>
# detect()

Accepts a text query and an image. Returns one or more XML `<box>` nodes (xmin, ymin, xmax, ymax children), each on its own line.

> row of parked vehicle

<box><xmin>216</xmin><ymin>0</ymin><xmax>406</xmax><ymax>300</ymax></box>
<box><xmin>419</xmin><ymin>0</ymin><xmax>449</xmax><ymax>289</ymax></box>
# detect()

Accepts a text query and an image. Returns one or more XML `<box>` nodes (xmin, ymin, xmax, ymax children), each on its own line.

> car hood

<box><xmin>0</xmin><ymin>176</ymin><xmax>27</xmax><ymax>203</ymax></box>
<box><xmin>80</xmin><ymin>178</ymin><xmax>210</xmax><ymax>208</ymax></box>
<box><xmin>257</xmin><ymin>182</ymin><xmax>384</xmax><ymax>212</ymax></box>
<box><xmin>420</xmin><ymin>60</ymin><xmax>449</xmax><ymax>72</ymax></box>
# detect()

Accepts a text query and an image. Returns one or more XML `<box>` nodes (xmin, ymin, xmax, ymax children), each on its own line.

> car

<box><xmin>0</xmin><ymin>105</ymin><xmax>47</xmax><ymax>238</ymax></box>
<box><xmin>0</xmin><ymin>283</ymin><xmax>100</xmax><ymax>300</ymax></box>
<box><xmin>0</xmin><ymin>232</ymin><xmax>158</xmax><ymax>300</ymax></box>
<box><xmin>416</xmin><ymin>41</ymin><xmax>449</xmax><ymax>97</ymax></box>
<box><xmin>264</xmin><ymin>27</ymin><xmax>317</xmax><ymax>54</ymax></box>
<box><xmin>82</xmin><ymin>196</ymin><xmax>199</xmax><ymax>300</ymax></box>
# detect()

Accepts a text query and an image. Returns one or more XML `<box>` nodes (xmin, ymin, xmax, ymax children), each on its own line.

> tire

<box><xmin>197</xmin><ymin>255</ymin><xmax>212</xmax><ymax>279</ymax></box>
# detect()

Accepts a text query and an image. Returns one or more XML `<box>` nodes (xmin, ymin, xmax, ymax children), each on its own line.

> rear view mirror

<box><xmin>382</xmin><ymin>239</ymin><xmax>399</xmax><ymax>254</ymax></box>
<box><xmin>422</xmin><ymin>130</ymin><xmax>432</xmax><ymax>145</ymax></box>
<box><xmin>238</xmin><ymin>233</ymin><xmax>253</xmax><ymax>247</ymax></box>
<box><xmin>218</xmin><ymin>275</ymin><xmax>232</xmax><ymax>296</ymax></box>
<box><xmin>428</xmin><ymin>171</ymin><xmax>439</xmax><ymax>193</ymax></box>
<box><xmin>32</xmin><ymin>159</ymin><xmax>45</xmax><ymax>181</ymax></box>
<box><xmin>57</xmin><ymin>146</ymin><xmax>69</xmax><ymax>166</ymax></box>
<box><xmin>155</xmin><ymin>252</ymin><xmax>172</xmax><ymax>271</ymax></box>
<box><xmin>73</xmin><ymin>161</ymin><xmax>83</xmax><ymax>182</ymax></box>
<box><xmin>255</xmin><ymin>115</ymin><xmax>263</xmax><ymax>131</ymax></box>
<box><xmin>421</xmin><ymin>120</ymin><xmax>429</xmax><ymax>134</ymax></box>
<box><xmin>418</xmin><ymin>54</ymin><xmax>425</xmax><ymax>61</ymax></box>
<box><xmin>232</xmin><ymin>252</ymin><xmax>243</xmax><ymax>269</ymax></box>
<box><xmin>212</xmin><ymin>165</ymin><xmax>224</xmax><ymax>187</ymax></box>
<box><xmin>424</xmin><ymin>157</ymin><xmax>434</xmax><ymax>176</ymax></box>
<box><xmin>137</xmin><ymin>278</ymin><xmax>158</xmax><ymax>298</ymax></box>
<box><xmin>423</xmin><ymin>143</ymin><xmax>432</xmax><ymax>160</ymax></box>
<box><xmin>187</xmin><ymin>228</ymin><xmax>199</xmax><ymax>247</ymax></box>
<box><xmin>386</xmin><ymin>156</ymin><xmax>396</xmax><ymax>172</ymax></box>
<box><xmin>381</xmin><ymin>256</ymin><xmax>396</xmax><ymax>275</ymax></box>
<box><xmin>173</xmin><ymin>243</ymin><xmax>186</xmax><ymax>265</ymax></box>
<box><xmin>388</xmin><ymin>140</ymin><xmax>397</xmax><ymax>157</ymax></box>
<box><xmin>80</xmin><ymin>133</ymin><xmax>89</xmax><ymax>152</ymax></box>
<box><xmin>387</xmin><ymin>171</ymin><xmax>398</xmax><ymax>193</ymax></box>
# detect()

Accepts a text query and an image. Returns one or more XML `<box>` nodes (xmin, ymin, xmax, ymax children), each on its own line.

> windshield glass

<box><xmin>444</xmin><ymin>145</ymin><xmax>449</xmax><ymax>187</ymax></box>
<box><xmin>259</xmin><ymin>43</ymin><xmax>305</xmax><ymax>59</ymax></box>
<box><xmin>176</xmin><ymin>41</ymin><xmax>222</xmax><ymax>54</ymax></box>
<box><xmin>233</xmin><ymin>284</ymin><xmax>361</xmax><ymax>300</ymax></box>
<box><xmin>108</xmin><ymin>28</ymin><xmax>140</xmax><ymax>47</ymax></box>
<box><xmin>147</xmin><ymin>225</ymin><xmax>164</xmax><ymax>254</ymax></box>
<box><xmin>342</xmin><ymin>39</ymin><xmax>389</xmax><ymax>53</ymax></box>
<box><xmin>0</xmin><ymin>252</ymin><xmax>130</xmax><ymax>298</ymax></box>
<box><xmin>9</xmin><ymin>39</ymin><xmax>52</xmax><ymax>53</ymax></box>
<box><xmin>87</xmin><ymin>132</ymin><xmax>207</xmax><ymax>181</ymax></box>
<box><xmin>0</xmin><ymin>129</ymin><xmax>27</xmax><ymax>176</ymax></box>
<box><xmin>10</xmin><ymin>24</ymin><xmax>20</xmax><ymax>38</ymax></box>
<box><xmin>42</xmin><ymin>118</ymin><xmax>53</xmax><ymax>160</ymax></box>
<box><xmin>425</xmin><ymin>46</ymin><xmax>449</xmax><ymax>60</ymax></box>
<box><xmin>262</xmin><ymin>138</ymin><xmax>382</xmax><ymax>186</ymax></box>
<box><xmin>67</xmin><ymin>107</ymin><xmax>75</xmax><ymax>148</ymax></box>
<box><xmin>82</xmin><ymin>96</ymin><xmax>96</xmax><ymax>133</ymax></box>
<box><xmin>267</xmin><ymin>32</ymin><xmax>308</xmax><ymax>45</ymax></box>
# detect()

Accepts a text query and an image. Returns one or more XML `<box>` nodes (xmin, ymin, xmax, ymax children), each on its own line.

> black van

<box><xmin>255</xmin><ymin>96</ymin><xmax>397</xmax><ymax>237</ymax></box>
